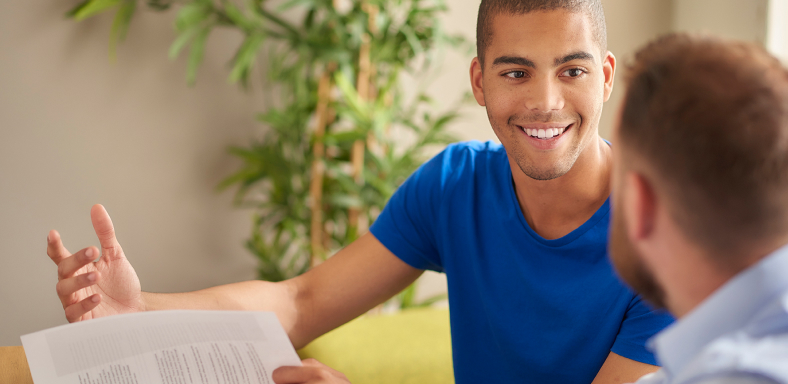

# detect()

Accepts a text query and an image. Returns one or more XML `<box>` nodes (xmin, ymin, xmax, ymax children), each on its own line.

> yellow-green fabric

<box><xmin>298</xmin><ymin>308</ymin><xmax>454</xmax><ymax>384</ymax></box>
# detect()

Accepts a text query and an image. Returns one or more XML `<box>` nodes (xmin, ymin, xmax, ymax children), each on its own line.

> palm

<box><xmin>73</xmin><ymin>245</ymin><xmax>142</xmax><ymax>320</ymax></box>
<box><xmin>51</xmin><ymin>204</ymin><xmax>145</xmax><ymax>322</ymax></box>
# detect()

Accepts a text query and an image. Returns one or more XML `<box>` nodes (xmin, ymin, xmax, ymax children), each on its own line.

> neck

<box><xmin>510</xmin><ymin>136</ymin><xmax>612</xmax><ymax>239</ymax></box>
<box><xmin>661</xmin><ymin>254</ymin><xmax>731</xmax><ymax>319</ymax></box>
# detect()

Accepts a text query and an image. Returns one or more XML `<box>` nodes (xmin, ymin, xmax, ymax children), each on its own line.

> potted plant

<box><xmin>66</xmin><ymin>0</ymin><xmax>467</xmax><ymax>308</ymax></box>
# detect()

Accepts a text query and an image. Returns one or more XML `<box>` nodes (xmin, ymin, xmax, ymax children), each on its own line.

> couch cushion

<box><xmin>298</xmin><ymin>308</ymin><xmax>453</xmax><ymax>384</ymax></box>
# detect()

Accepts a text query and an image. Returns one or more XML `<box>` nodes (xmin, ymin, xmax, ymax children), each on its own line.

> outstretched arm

<box><xmin>49</xmin><ymin>204</ymin><xmax>423</xmax><ymax>348</ymax></box>
<box><xmin>139</xmin><ymin>230</ymin><xmax>423</xmax><ymax>347</ymax></box>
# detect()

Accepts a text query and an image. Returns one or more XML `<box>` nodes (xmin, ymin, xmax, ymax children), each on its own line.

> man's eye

<box><xmin>505</xmin><ymin>71</ymin><xmax>526</xmax><ymax>79</ymax></box>
<box><xmin>562</xmin><ymin>68</ymin><xmax>585</xmax><ymax>78</ymax></box>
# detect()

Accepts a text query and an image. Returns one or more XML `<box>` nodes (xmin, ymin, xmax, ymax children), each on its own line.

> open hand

<box><xmin>48</xmin><ymin>204</ymin><xmax>144</xmax><ymax>322</ymax></box>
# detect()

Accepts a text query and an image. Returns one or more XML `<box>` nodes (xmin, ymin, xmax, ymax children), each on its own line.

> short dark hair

<box><xmin>476</xmin><ymin>0</ymin><xmax>607</xmax><ymax>67</ymax></box>
<box><xmin>619</xmin><ymin>33</ymin><xmax>788</xmax><ymax>264</ymax></box>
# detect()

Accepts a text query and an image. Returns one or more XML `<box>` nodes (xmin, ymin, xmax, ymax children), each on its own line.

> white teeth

<box><xmin>525</xmin><ymin>127</ymin><xmax>567</xmax><ymax>139</ymax></box>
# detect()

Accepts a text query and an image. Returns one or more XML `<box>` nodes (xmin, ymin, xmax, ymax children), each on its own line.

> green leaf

<box><xmin>399</xmin><ymin>24</ymin><xmax>424</xmax><ymax>57</ymax></box>
<box><xmin>168</xmin><ymin>26</ymin><xmax>199</xmax><ymax>59</ymax></box>
<box><xmin>253</xmin><ymin>3</ymin><xmax>301</xmax><ymax>38</ymax></box>
<box><xmin>276</xmin><ymin>0</ymin><xmax>314</xmax><ymax>11</ymax></box>
<box><xmin>398</xmin><ymin>283</ymin><xmax>417</xmax><ymax>309</ymax></box>
<box><xmin>65</xmin><ymin>0</ymin><xmax>92</xmax><ymax>18</ymax></box>
<box><xmin>334</xmin><ymin>72</ymin><xmax>369</xmax><ymax>120</ymax></box>
<box><xmin>108</xmin><ymin>0</ymin><xmax>136</xmax><ymax>56</ymax></box>
<box><xmin>322</xmin><ymin>130</ymin><xmax>367</xmax><ymax>145</ymax></box>
<box><xmin>327</xmin><ymin>194</ymin><xmax>363</xmax><ymax>209</ymax></box>
<box><xmin>186</xmin><ymin>26</ymin><xmax>212</xmax><ymax>85</ymax></box>
<box><xmin>223</xmin><ymin>1</ymin><xmax>255</xmax><ymax>31</ymax></box>
<box><xmin>68</xmin><ymin>0</ymin><xmax>121</xmax><ymax>21</ymax></box>
<box><xmin>146</xmin><ymin>0</ymin><xmax>172</xmax><ymax>11</ymax></box>
<box><xmin>229</xmin><ymin>33</ymin><xmax>265</xmax><ymax>85</ymax></box>
<box><xmin>175</xmin><ymin>2</ymin><xmax>211</xmax><ymax>32</ymax></box>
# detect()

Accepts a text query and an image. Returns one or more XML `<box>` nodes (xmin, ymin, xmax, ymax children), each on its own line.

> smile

<box><xmin>517</xmin><ymin>124</ymin><xmax>572</xmax><ymax>140</ymax></box>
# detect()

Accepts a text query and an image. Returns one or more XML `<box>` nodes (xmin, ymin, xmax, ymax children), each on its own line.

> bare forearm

<box><xmin>141</xmin><ymin>280</ymin><xmax>301</xmax><ymax>340</ymax></box>
<box><xmin>140</xmin><ymin>233</ymin><xmax>423</xmax><ymax>349</ymax></box>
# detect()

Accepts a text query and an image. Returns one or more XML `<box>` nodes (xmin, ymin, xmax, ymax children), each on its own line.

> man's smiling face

<box><xmin>470</xmin><ymin>9</ymin><xmax>614</xmax><ymax>180</ymax></box>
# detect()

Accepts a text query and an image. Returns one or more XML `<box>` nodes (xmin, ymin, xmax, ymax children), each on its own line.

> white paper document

<box><xmin>21</xmin><ymin>310</ymin><xmax>302</xmax><ymax>384</ymax></box>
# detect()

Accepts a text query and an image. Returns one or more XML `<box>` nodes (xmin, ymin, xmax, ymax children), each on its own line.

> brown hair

<box><xmin>476</xmin><ymin>0</ymin><xmax>607</xmax><ymax>66</ymax></box>
<box><xmin>619</xmin><ymin>33</ymin><xmax>788</xmax><ymax>261</ymax></box>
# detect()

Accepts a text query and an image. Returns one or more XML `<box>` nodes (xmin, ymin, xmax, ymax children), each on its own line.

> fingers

<box><xmin>57</xmin><ymin>247</ymin><xmax>99</xmax><ymax>280</ymax></box>
<box><xmin>272</xmin><ymin>359</ymin><xmax>350</xmax><ymax>384</ymax></box>
<box><xmin>64</xmin><ymin>294</ymin><xmax>101</xmax><ymax>323</ymax></box>
<box><xmin>46</xmin><ymin>230</ymin><xmax>72</xmax><ymax>264</ymax></box>
<box><xmin>56</xmin><ymin>270</ymin><xmax>100</xmax><ymax>303</ymax></box>
<box><xmin>90</xmin><ymin>204</ymin><xmax>121</xmax><ymax>255</ymax></box>
<box><xmin>300</xmin><ymin>359</ymin><xmax>324</xmax><ymax>367</ymax></box>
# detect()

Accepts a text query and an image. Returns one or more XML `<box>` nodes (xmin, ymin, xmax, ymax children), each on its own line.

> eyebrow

<box><xmin>554</xmin><ymin>51</ymin><xmax>595</xmax><ymax>66</ymax></box>
<box><xmin>492</xmin><ymin>55</ymin><xmax>536</xmax><ymax>68</ymax></box>
<box><xmin>491</xmin><ymin>51</ymin><xmax>595</xmax><ymax>69</ymax></box>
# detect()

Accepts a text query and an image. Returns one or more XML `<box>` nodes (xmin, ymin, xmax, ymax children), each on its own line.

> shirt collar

<box><xmin>649</xmin><ymin>242</ymin><xmax>788</xmax><ymax>378</ymax></box>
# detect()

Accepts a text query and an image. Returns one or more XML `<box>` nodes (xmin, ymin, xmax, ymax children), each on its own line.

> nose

<box><xmin>524</xmin><ymin>76</ymin><xmax>564</xmax><ymax>113</ymax></box>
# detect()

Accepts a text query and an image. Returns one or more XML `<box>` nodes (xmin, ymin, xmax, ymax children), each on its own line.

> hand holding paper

<box><xmin>272</xmin><ymin>359</ymin><xmax>351</xmax><ymax>384</ymax></box>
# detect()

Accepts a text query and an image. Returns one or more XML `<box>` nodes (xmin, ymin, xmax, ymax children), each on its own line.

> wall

<box><xmin>0</xmin><ymin>1</ymin><xmax>260</xmax><ymax>346</ymax></box>
<box><xmin>673</xmin><ymin>0</ymin><xmax>769</xmax><ymax>42</ymax></box>
<box><xmin>0</xmin><ymin>0</ymin><xmax>691</xmax><ymax>346</ymax></box>
<box><xmin>767</xmin><ymin>0</ymin><xmax>788</xmax><ymax>63</ymax></box>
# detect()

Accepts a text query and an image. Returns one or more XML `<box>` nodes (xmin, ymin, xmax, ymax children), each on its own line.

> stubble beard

<box><xmin>609</xmin><ymin>200</ymin><xmax>668</xmax><ymax>309</ymax></box>
<box><xmin>515</xmin><ymin>143</ymin><xmax>580</xmax><ymax>181</ymax></box>
<box><xmin>490</xmin><ymin>112</ymin><xmax>585</xmax><ymax>181</ymax></box>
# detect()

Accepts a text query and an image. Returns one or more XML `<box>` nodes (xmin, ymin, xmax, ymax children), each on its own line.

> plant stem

<box><xmin>309</xmin><ymin>63</ymin><xmax>335</xmax><ymax>266</ymax></box>
<box><xmin>348</xmin><ymin>2</ymin><xmax>378</xmax><ymax>236</ymax></box>
<box><xmin>253</xmin><ymin>3</ymin><xmax>301</xmax><ymax>39</ymax></box>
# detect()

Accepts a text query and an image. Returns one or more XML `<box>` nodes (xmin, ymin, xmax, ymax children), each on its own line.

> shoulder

<box><xmin>416</xmin><ymin>140</ymin><xmax>506</xmax><ymax>190</ymax></box>
<box><xmin>685</xmin><ymin>328</ymin><xmax>788</xmax><ymax>383</ymax></box>
<box><xmin>434</xmin><ymin>140</ymin><xmax>505</xmax><ymax>169</ymax></box>
<box><xmin>690</xmin><ymin>376</ymin><xmax>781</xmax><ymax>384</ymax></box>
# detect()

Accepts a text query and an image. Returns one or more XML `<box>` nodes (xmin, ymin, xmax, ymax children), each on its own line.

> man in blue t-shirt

<box><xmin>46</xmin><ymin>1</ymin><xmax>672</xmax><ymax>383</ymax></box>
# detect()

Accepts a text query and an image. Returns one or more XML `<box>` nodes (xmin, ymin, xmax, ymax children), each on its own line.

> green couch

<box><xmin>298</xmin><ymin>308</ymin><xmax>454</xmax><ymax>384</ymax></box>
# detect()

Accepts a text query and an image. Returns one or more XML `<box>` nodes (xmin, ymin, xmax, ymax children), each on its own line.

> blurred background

<box><xmin>1</xmin><ymin>0</ymin><xmax>786</xmax><ymax>346</ymax></box>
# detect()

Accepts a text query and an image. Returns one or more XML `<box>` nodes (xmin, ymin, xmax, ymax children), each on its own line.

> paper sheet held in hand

<box><xmin>21</xmin><ymin>310</ymin><xmax>302</xmax><ymax>384</ymax></box>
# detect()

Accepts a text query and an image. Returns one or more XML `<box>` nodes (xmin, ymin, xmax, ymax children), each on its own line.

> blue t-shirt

<box><xmin>370</xmin><ymin>141</ymin><xmax>674</xmax><ymax>384</ymax></box>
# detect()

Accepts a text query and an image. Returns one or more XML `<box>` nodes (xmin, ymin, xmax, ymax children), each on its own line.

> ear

<box><xmin>470</xmin><ymin>57</ymin><xmax>486</xmax><ymax>106</ymax></box>
<box><xmin>623</xmin><ymin>171</ymin><xmax>657</xmax><ymax>241</ymax></box>
<box><xmin>602</xmin><ymin>51</ymin><xmax>616</xmax><ymax>102</ymax></box>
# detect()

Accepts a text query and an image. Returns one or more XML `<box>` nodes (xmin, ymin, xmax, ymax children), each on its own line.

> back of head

<box><xmin>619</xmin><ymin>33</ymin><xmax>788</xmax><ymax>270</ymax></box>
<box><xmin>476</xmin><ymin>0</ymin><xmax>607</xmax><ymax>66</ymax></box>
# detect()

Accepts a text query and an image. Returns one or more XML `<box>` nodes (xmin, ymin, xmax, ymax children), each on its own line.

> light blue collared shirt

<box><xmin>634</xmin><ymin>243</ymin><xmax>788</xmax><ymax>384</ymax></box>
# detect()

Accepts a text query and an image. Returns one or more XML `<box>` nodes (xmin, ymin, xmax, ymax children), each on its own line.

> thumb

<box><xmin>90</xmin><ymin>204</ymin><xmax>121</xmax><ymax>256</ymax></box>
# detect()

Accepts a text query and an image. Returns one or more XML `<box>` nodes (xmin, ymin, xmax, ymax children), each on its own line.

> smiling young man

<box><xmin>46</xmin><ymin>1</ymin><xmax>672</xmax><ymax>383</ymax></box>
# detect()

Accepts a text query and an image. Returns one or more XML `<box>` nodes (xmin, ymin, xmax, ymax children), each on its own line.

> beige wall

<box><xmin>1</xmin><ymin>0</ymin><xmax>751</xmax><ymax>346</ymax></box>
<box><xmin>0</xmin><ymin>2</ymin><xmax>261</xmax><ymax>345</ymax></box>
<box><xmin>673</xmin><ymin>0</ymin><xmax>769</xmax><ymax>42</ymax></box>
<box><xmin>768</xmin><ymin>0</ymin><xmax>788</xmax><ymax>63</ymax></box>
